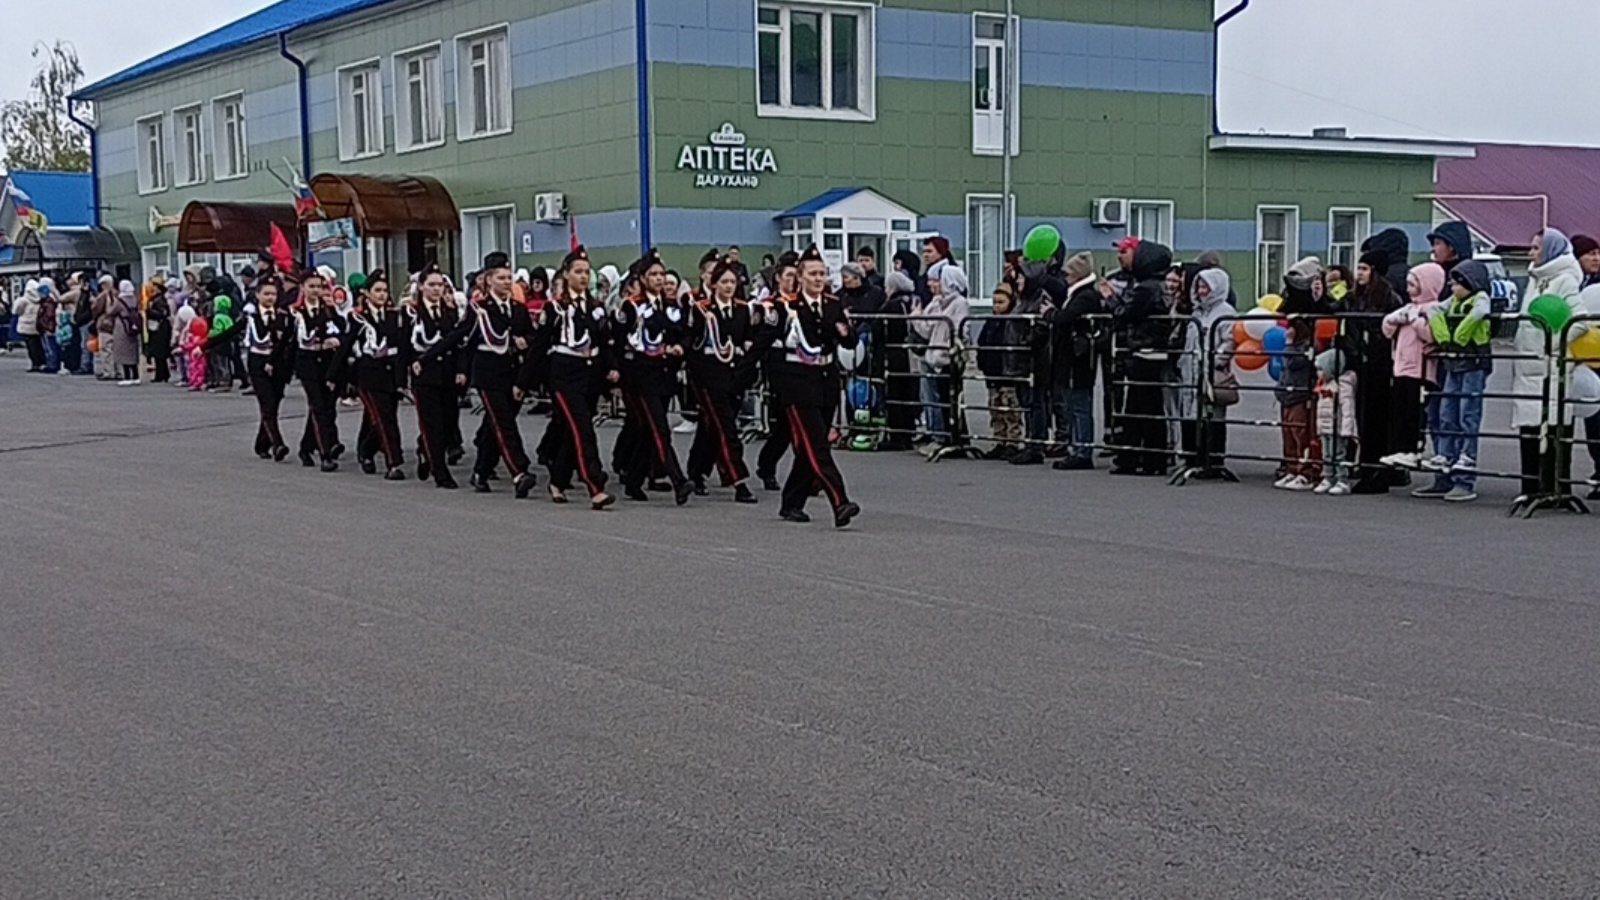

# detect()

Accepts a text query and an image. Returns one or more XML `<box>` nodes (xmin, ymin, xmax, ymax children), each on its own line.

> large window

<box><xmin>338</xmin><ymin>61</ymin><xmax>384</xmax><ymax>161</ymax></box>
<box><xmin>461</xmin><ymin>206</ymin><xmax>515</xmax><ymax>268</ymax></box>
<box><xmin>1129</xmin><ymin>200</ymin><xmax>1175</xmax><ymax>249</ymax></box>
<box><xmin>1328</xmin><ymin>208</ymin><xmax>1372</xmax><ymax>271</ymax></box>
<box><xmin>395</xmin><ymin>45</ymin><xmax>445</xmax><ymax>152</ymax></box>
<box><xmin>965</xmin><ymin>194</ymin><xmax>1013</xmax><ymax>299</ymax></box>
<box><xmin>213</xmin><ymin>94</ymin><xmax>248</xmax><ymax>180</ymax></box>
<box><xmin>136</xmin><ymin>114</ymin><xmax>167</xmax><ymax>194</ymax></box>
<box><xmin>757</xmin><ymin>2</ymin><xmax>875</xmax><ymax>120</ymax></box>
<box><xmin>173</xmin><ymin>105</ymin><xmax>205</xmax><ymax>187</ymax></box>
<box><xmin>1257</xmin><ymin>206</ymin><xmax>1301</xmax><ymax>298</ymax></box>
<box><xmin>141</xmin><ymin>244</ymin><xmax>172</xmax><ymax>282</ymax></box>
<box><xmin>456</xmin><ymin>28</ymin><xmax>511</xmax><ymax>140</ymax></box>
<box><xmin>972</xmin><ymin>14</ymin><xmax>1018</xmax><ymax>156</ymax></box>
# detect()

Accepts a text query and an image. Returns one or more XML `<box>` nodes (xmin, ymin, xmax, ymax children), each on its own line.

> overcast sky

<box><xmin>2</xmin><ymin>0</ymin><xmax>1594</xmax><ymax>148</ymax></box>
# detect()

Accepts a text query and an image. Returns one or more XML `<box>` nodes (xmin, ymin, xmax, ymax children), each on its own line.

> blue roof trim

<box><xmin>5</xmin><ymin>171</ymin><xmax>95</xmax><ymax>228</ymax></box>
<box><xmin>76</xmin><ymin>0</ymin><xmax>401</xmax><ymax>97</ymax></box>
<box><xmin>775</xmin><ymin>187</ymin><xmax>867</xmax><ymax>220</ymax></box>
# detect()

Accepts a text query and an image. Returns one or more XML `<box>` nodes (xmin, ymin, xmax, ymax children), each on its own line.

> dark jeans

<box><xmin>1052</xmin><ymin>384</ymin><xmax>1095</xmax><ymax>461</ymax></box>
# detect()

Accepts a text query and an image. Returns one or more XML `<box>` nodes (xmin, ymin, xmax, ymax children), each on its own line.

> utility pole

<box><xmin>1000</xmin><ymin>0</ymin><xmax>1016</xmax><ymax>251</ymax></box>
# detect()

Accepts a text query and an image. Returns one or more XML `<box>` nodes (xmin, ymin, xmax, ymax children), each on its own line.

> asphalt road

<box><xmin>3</xmin><ymin>359</ymin><xmax>1599</xmax><ymax>899</ymax></box>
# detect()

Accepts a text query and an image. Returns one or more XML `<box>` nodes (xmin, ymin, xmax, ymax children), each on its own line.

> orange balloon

<box><xmin>1234</xmin><ymin>338</ymin><xmax>1269</xmax><ymax>371</ymax></box>
<box><xmin>1316</xmin><ymin>318</ymin><xmax>1339</xmax><ymax>341</ymax></box>
<box><xmin>1233</xmin><ymin>319</ymin><xmax>1253</xmax><ymax>348</ymax></box>
<box><xmin>87</xmin><ymin>335</ymin><xmax>100</xmax><ymax>355</ymax></box>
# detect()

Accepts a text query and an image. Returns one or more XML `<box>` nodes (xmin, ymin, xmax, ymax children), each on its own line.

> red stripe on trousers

<box><xmin>553</xmin><ymin>390</ymin><xmax>601</xmax><ymax>495</ymax></box>
<box><xmin>786</xmin><ymin>405</ymin><xmax>842</xmax><ymax>506</ymax></box>
<box><xmin>696</xmin><ymin>383</ymin><xmax>739</xmax><ymax>484</ymax></box>
<box><xmin>478</xmin><ymin>389</ymin><xmax>524</xmax><ymax>478</ymax></box>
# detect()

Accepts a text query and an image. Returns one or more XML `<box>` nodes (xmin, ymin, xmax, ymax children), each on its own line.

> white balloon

<box><xmin>1569</xmin><ymin>365</ymin><xmax>1600</xmax><ymax>420</ymax></box>
<box><xmin>1242</xmin><ymin>307</ymin><xmax>1278</xmax><ymax>342</ymax></box>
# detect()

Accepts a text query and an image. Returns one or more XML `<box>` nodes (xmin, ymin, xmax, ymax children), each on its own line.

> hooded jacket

<box><xmin>1361</xmin><ymin>228</ymin><xmax>1413</xmax><ymax>298</ymax></box>
<box><xmin>1383</xmin><ymin>263</ymin><xmax>1443</xmax><ymax>383</ymax></box>
<box><xmin>894</xmin><ymin>250</ymin><xmax>931</xmax><ymax>306</ymax></box>
<box><xmin>1429</xmin><ymin>260</ymin><xmax>1493</xmax><ymax>374</ymax></box>
<box><xmin>1511</xmin><ymin>248</ymin><xmax>1589</xmax><ymax>427</ymax></box>
<box><xmin>1175</xmin><ymin>267</ymin><xmax>1236</xmax><ymax>420</ymax></box>
<box><xmin>911</xmin><ymin>265</ymin><xmax>970</xmax><ymax>368</ymax></box>
<box><xmin>13</xmin><ymin>283</ymin><xmax>41</xmax><ymax>336</ymax></box>
<box><xmin>1113</xmin><ymin>241</ymin><xmax>1173</xmax><ymax>354</ymax></box>
<box><xmin>1047</xmin><ymin>273</ymin><xmax>1103</xmax><ymax>389</ymax></box>
<box><xmin>1427</xmin><ymin>222</ymin><xmax>1474</xmax><ymax>300</ymax></box>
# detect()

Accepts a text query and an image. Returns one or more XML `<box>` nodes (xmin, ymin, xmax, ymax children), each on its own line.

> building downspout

<box><xmin>1211</xmin><ymin>0</ymin><xmax>1249</xmax><ymax>136</ymax></box>
<box><xmin>634</xmin><ymin>0</ymin><xmax>653</xmax><ymax>254</ymax></box>
<box><xmin>278</xmin><ymin>32</ymin><xmax>313</xmax><ymax>264</ymax></box>
<box><xmin>66</xmin><ymin>99</ymin><xmax>100</xmax><ymax>228</ymax></box>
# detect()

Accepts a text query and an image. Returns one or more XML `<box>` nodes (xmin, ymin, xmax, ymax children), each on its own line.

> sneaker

<box><xmin>1313</xmin><ymin>479</ymin><xmax>1333</xmax><ymax>495</ymax></box>
<box><xmin>1380</xmin><ymin>452</ymin><xmax>1421</xmax><ymax>469</ymax></box>
<box><xmin>1281</xmin><ymin>475</ymin><xmax>1315</xmax><ymax>492</ymax></box>
<box><xmin>1586</xmin><ymin>472</ymin><xmax>1600</xmax><ymax>488</ymax></box>
<box><xmin>116</xmin><ymin>379</ymin><xmax>137</xmax><ymax>387</ymax></box>
<box><xmin>1444</xmin><ymin>486</ymin><xmax>1479</xmax><ymax>503</ymax></box>
<box><xmin>1328</xmin><ymin>482</ymin><xmax>1352</xmax><ymax>496</ymax></box>
<box><xmin>1420</xmin><ymin>455</ymin><xmax>1450</xmax><ymax>472</ymax></box>
<box><xmin>1411</xmin><ymin>483</ymin><xmax>1452</xmax><ymax>499</ymax></box>
<box><xmin>673</xmin><ymin>419</ymin><xmax>698</xmax><ymax>434</ymax></box>
<box><xmin>1451</xmin><ymin>456</ymin><xmax>1477</xmax><ymax>475</ymax></box>
<box><xmin>1273</xmin><ymin>474</ymin><xmax>1295</xmax><ymax>489</ymax></box>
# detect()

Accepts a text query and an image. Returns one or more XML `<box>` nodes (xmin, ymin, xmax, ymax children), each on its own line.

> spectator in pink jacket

<box><xmin>1378</xmin><ymin>262</ymin><xmax>1445</xmax><ymax>468</ymax></box>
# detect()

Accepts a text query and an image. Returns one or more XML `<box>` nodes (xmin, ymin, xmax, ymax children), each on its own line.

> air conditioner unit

<box><xmin>534</xmin><ymin>192</ymin><xmax>567</xmax><ymax>224</ymax></box>
<box><xmin>1092</xmin><ymin>198</ymin><xmax>1128</xmax><ymax>229</ymax></box>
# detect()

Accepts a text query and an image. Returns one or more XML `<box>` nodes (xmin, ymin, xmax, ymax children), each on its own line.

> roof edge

<box><xmin>1209</xmin><ymin>133</ymin><xmax>1477</xmax><ymax>160</ymax></box>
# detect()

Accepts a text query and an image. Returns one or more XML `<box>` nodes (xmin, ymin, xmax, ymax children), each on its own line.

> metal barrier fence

<box><xmin>1550</xmin><ymin>314</ymin><xmax>1600</xmax><ymax>515</ymax></box>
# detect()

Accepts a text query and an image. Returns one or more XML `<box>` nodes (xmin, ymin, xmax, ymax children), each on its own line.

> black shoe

<box><xmin>1052</xmin><ymin>457</ymin><xmax>1093</xmax><ymax>471</ymax></box>
<box><xmin>470</xmin><ymin>473</ymin><xmax>493</xmax><ymax>493</ymax></box>
<box><xmin>734</xmin><ymin>483</ymin><xmax>758</xmax><ymax>504</ymax></box>
<box><xmin>417</xmin><ymin>458</ymin><xmax>431</xmax><ymax>482</ymax></box>
<box><xmin>1043</xmin><ymin>445</ymin><xmax>1070</xmax><ymax>459</ymax></box>
<box><xmin>691</xmin><ymin>478</ymin><xmax>709</xmax><ymax>496</ymax></box>
<box><xmin>384</xmin><ymin>467</ymin><xmax>406</xmax><ymax>482</ymax></box>
<box><xmin>513</xmin><ymin>473</ymin><xmax>537</xmax><ymax>499</ymax></box>
<box><xmin>359</xmin><ymin>458</ymin><xmax>377</xmax><ymax>475</ymax></box>
<box><xmin>273</xmin><ymin>445</ymin><xmax>289</xmax><ymax>463</ymax></box>
<box><xmin>256</xmin><ymin>450</ymin><xmax>272</xmax><ymax>460</ymax></box>
<box><xmin>1351</xmin><ymin>478</ymin><xmax>1390</xmax><ymax>495</ymax></box>
<box><xmin>446</xmin><ymin>447</ymin><xmax>465</xmax><ymax>466</ymax></box>
<box><xmin>330</xmin><ymin>442</ymin><xmax>346</xmax><ymax>461</ymax></box>
<box><xmin>299</xmin><ymin>451</ymin><xmax>315</xmax><ymax>468</ymax></box>
<box><xmin>648</xmin><ymin>478</ymin><xmax>671</xmax><ymax>492</ymax></box>
<box><xmin>241</xmin><ymin>388</ymin><xmax>256</xmax><ymax>397</ymax></box>
<box><xmin>761</xmin><ymin>474</ymin><xmax>781</xmax><ymax>492</ymax></box>
<box><xmin>1009</xmin><ymin>448</ymin><xmax>1045</xmax><ymax>466</ymax></box>
<box><xmin>485</xmin><ymin>471</ymin><xmax>500</xmax><ymax>481</ymax></box>
<box><xmin>674</xmin><ymin>480</ymin><xmax>694</xmax><ymax>506</ymax></box>
<box><xmin>548</xmin><ymin>485</ymin><xmax>569</xmax><ymax>504</ymax></box>
<box><xmin>624</xmin><ymin>486</ymin><xmax>650</xmax><ymax>502</ymax></box>
<box><xmin>320</xmin><ymin>460</ymin><xmax>339</xmax><ymax>473</ymax></box>
<box><xmin>1588</xmin><ymin>486</ymin><xmax>1600</xmax><ymax>502</ymax></box>
<box><xmin>591</xmin><ymin>491</ymin><xmax>616</xmax><ymax>510</ymax></box>
<box><xmin>779</xmin><ymin>508</ymin><xmax>811</xmax><ymax>524</ymax></box>
<box><xmin>833</xmin><ymin>501</ymin><xmax>861</xmax><ymax>529</ymax></box>
<box><xmin>437</xmin><ymin>477</ymin><xmax>460</xmax><ymax>490</ymax></box>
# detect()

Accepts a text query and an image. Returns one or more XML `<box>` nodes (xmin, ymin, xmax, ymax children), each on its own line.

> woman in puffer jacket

<box><xmin>1173</xmin><ymin>266</ymin><xmax>1235</xmax><ymax>474</ymax></box>
<box><xmin>909</xmin><ymin>262</ymin><xmax>970</xmax><ymax>447</ymax></box>
<box><xmin>1378</xmin><ymin>262</ymin><xmax>1444</xmax><ymax>469</ymax></box>
<box><xmin>1512</xmin><ymin>228</ymin><xmax>1589</xmax><ymax>498</ymax></box>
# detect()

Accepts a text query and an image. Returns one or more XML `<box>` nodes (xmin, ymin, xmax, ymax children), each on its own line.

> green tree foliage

<box><xmin>1</xmin><ymin>42</ymin><xmax>91</xmax><ymax>173</ymax></box>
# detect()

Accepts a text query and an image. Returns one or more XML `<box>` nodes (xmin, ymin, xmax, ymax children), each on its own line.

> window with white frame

<box><xmin>395</xmin><ymin>45</ymin><xmax>444</xmax><ymax>151</ymax></box>
<box><xmin>338</xmin><ymin>61</ymin><xmax>384</xmax><ymax>160</ymax></box>
<box><xmin>136</xmin><ymin>114</ymin><xmax>168</xmax><ymax>194</ymax></box>
<box><xmin>972</xmin><ymin>14</ymin><xmax>1018</xmax><ymax>156</ymax></box>
<box><xmin>214</xmin><ymin>95</ymin><xmax>248</xmax><ymax>179</ymax></box>
<box><xmin>456</xmin><ymin>28</ymin><xmax>511</xmax><ymax>139</ymax></box>
<box><xmin>1257</xmin><ymin>206</ymin><xmax>1300</xmax><ymax>298</ymax></box>
<box><xmin>781</xmin><ymin>216</ymin><xmax>815</xmax><ymax>253</ymax></box>
<box><xmin>141</xmin><ymin>244</ymin><xmax>172</xmax><ymax>282</ymax></box>
<box><xmin>1327</xmin><ymin>208</ymin><xmax>1371</xmax><ymax>271</ymax></box>
<box><xmin>966</xmin><ymin>194</ymin><xmax>1013</xmax><ymax>298</ymax></box>
<box><xmin>757</xmin><ymin>2</ymin><xmax>875</xmax><ymax>119</ymax></box>
<box><xmin>173</xmin><ymin>105</ymin><xmax>204</xmax><ymax>186</ymax></box>
<box><xmin>1129</xmin><ymin>200</ymin><xmax>1175</xmax><ymax>248</ymax></box>
<box><xmin>461</xmin><ymin>206</ymin><xmax>514</xmax><ymax>268</ymax></box>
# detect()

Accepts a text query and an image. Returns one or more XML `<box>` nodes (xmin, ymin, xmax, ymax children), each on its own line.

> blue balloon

<box><xmin>1268</xmin><ymin>357</ymin><xmax>1284</xmax><ymax>380</ymax></box>
<box><xmin>1262</xmin><ymin>326</ymin><xmax>1288</xmax><ymax>355</ymax></box>
<box><xmin>848</xmin><ymin>378</ymin><xmax>875</xmax><ymax>410</ymax></box>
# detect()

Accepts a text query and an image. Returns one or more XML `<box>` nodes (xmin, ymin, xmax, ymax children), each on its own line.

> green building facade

<box><xmin>77</xmin><ymin>0</ymin><xmax>1470</xmax><ymax>300</ymax></box>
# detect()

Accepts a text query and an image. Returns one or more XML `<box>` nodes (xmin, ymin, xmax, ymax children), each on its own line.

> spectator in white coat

<box><xmin>910</xmin><ymin>261</ymin><xmax>970</xmax><ymax>447</ymax></box>
<box><xmin>1513</xmin><ymin>228</ymin><xmax>1589</xmax><ymax>498</ymax></box>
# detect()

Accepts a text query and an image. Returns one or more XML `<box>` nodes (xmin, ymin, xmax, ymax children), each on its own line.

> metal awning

<box><xmin>0</xmin><ymin>226</ymin><xmax>139</xmax><ymax>273</ymax></box>
<box><xmin>309</xmin><ymin>174</ymin><xmax>459</xmax><ymax>234</ymax></box>
<box><xmin>178</xmin><ymin>201</ymin><xmax>301</xmax><ymax>254</ymax></box>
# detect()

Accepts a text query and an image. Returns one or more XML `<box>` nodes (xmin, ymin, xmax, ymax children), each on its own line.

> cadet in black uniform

<box><xmin>408</xmin><ymin>265</ymin><xmax>463</xmax><ymax>489</ymax></box>
<box><xmin>292</xmin><ymin>270</ymin><xmax>345</xmax><ymax>472</ymax></box>
<box><xmin>772</xmin><ymin>246</ymin><xmax>861</xmax><ymax>528</ymax></box>
<box><xmin>529</xmin><ymin>246</ymin><xmax>617</xmax><ymax>510</ymax></box>
<box><xmin>423</xmin><ymin>252</ymin><xmax>538</xmax><ymax>499</ymax></box>
<box><xmin>244</xmin><ymin>278</ymin><xmax>292</xmax><ymax>461</ymax></box>
<box><xmin>754</xmin><ymin>253</ymin><xmax>801</xmax><ymax>490</ymax></box>
<box><xmin>686</xmin><ymin>257</ymin><xmax>758</xmax><ymax>503</ymax></box>
<box><xmin>615</xmin><ymin>249</ymin><xmax>693</xmax><ymax>505</ymax></box>
<box><xmin>350</xmin><ymin>271</ymin><xmax>409</xmax><ymax>480</ymax></box>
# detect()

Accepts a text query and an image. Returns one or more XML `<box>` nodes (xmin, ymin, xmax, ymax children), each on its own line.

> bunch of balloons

<box><xmin>1230</xmin><ymin>295</ymin><xmax>1282</xmax><ymax>372</ymax></box>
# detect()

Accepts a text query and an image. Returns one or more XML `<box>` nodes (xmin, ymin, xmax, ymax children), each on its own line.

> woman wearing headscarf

<box><xmin>91</xmin><ymin>275</ymin><xmax>117</xmax><ymax>379</ymax></box>
<box><xmin>13</xmin><ymin>280</ymin><xmax>44</xmax><ymax>372</ymax></box>
<box><xmin>879</xmin><ymin>269</ymin><xmax>921</xmax><ymax>450</ymax></box>
<box><xmin>909</xmin><ymin>261</ymin><xmax>970</xmax><ymax>449</ymax></box>
<box><xmin>1174</xmin><ymin>266</ymin><xmax>1235</xmax><ymax>475</ymax></box>
<box><xmin>1346</xmin><ymin>247</ymin><xmax>1405</xmax><ymax>494</ymax></box>
<box><xmin>109</xmin><ymin>280</ymin><xmax>143</xmax><ymax>384</ymax></box>
<box><xmin>1512</xmin><ymin>228</ymin><xmax>1589</xmax><ymax>499</ymax></box>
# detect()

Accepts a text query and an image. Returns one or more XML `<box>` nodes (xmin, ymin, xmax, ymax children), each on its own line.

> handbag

<box><xmin>1207</xmin><ymin>362</ymin><xmax>1241</xmax><ymax>407</ymax></box>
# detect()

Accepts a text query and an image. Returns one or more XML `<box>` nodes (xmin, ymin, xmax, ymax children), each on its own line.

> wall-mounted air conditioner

<box><xmin>534</xmin><ymin>192</ymin><xmax>567</xmax><ymax>224</ymax></box>
<box><xmin>1092</xmin><ymin>198</ymin><xmax>1127</xmax><ymax>229</ymax></box>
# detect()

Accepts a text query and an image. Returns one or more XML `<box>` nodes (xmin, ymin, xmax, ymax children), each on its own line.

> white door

<box><xmin>972</xmin><ymin>16</ymin><xmax>1015</xmax><ymax>155</ymax></box>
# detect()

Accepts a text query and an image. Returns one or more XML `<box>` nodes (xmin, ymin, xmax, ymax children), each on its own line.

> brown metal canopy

<box><xmin>178</xmin><ymin>201</ymin><xmax>301</xmax><ymax>254</ymax></box>
<box><xmin>309</xmin><ymin>174</ymin><xmax>459</xmax><ymax>234</ymax></box>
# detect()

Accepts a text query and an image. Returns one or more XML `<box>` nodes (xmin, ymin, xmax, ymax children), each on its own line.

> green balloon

<box><xmin>1022</xmin><ymin>224</ymin><xmax>1062</xmax><ymax>263</ymax></box>
<box><xmin>1527</xmin><ymin>294</ymin><xmax>1572</xmax><ymax>335</ymax></box>
<box><xmin>209</xmin><ymin>313</ymin><xmax>234</xmax><ymax>338</ymax></box>
<box><xmin>214</xmin><ymin>295</ymin><xmax>232</xmax><ymax>314</ymax></box>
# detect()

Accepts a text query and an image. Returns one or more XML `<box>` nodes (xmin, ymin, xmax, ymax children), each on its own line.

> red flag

<box><xmin>569</xmin><ymin>215</ymin><xmax>579</xmax><ymax>252</ymax></box>
<box><xmin>269</xmin><ymin>223</ymin><xmax>295</xmax><ymax>272</ymax></box>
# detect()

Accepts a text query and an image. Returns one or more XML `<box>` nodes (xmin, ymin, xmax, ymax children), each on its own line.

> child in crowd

<box><xmin>182</xmin><ymin>317</ymin><xmax>209</xmax><ymax>392</ymax></box>
<box><xmin>1415</xmin><ymin>260</ymin><xmax>1493</xmax><ymax>502</ymax></box>
<box><xmin>976</xmin><ymin>283</ymin><xmax>1025</xmax><ymax>459</ymax></box>
<box><xmin>1378</xmin><ymin>262</ymin><xmax>1443</xmax><ymax>469</ymax></box>
<box><xmin>1274</xmin><ymin>318</ymin><xmax>1319</xmax><ymax>491</ymax></box>
<box><xmin>1314</xmin><ymin>349</ymin><xmax>1358</xmax><ymax>495</ymax></box>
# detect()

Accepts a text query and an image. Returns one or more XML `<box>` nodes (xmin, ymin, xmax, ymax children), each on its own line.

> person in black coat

<box><xmin>349</xmin><ymin>271</ymin><xmax>410</xmax><ymax>480</ymax></box>
<box><xmin>1048</xmin><ymin>251</ymin><xmax>1104</xmax><ymax>470</ymax></box>
<box><xmin>686</xmin><ymin>257</ymin><xmax>760</xmax><ymax>504</ymax></box>
<box><xmin>1346</xmin><ymin>249</ymin><xmax>1406</xmax><ymax>494</ymax></box>
<box><xmin>879</xmin><ymin>270</ymin><xmax>921</xmax><ymax>451</ymax></box>
<box><xmin>614</xmin><ymin>249</ymin><xmax>693</xmax><ymax>505</ymax></box>
<box><xmin>1006</xmin><ymin>252</ymin><xmax>1066</xmax><ymax>466</ymax></box>
<box><xmin>408</xmin><ymin>265</ymin><xmax>464</xmax><ymax>489</ymax></box>
<box><xmin>242</xmin><ymin>278</ymin><xmax>292</xmax><ymax>461</ymax></box>
<box><xmin>529</xmin><ymin>247</ymin><xmax>617</xmax><ymax>509</ymax></box>
<box><xmin>1110</xmin><ymin>241</ymin><xmax>1175</xmax><ymax>476</ymax></box>
<box><xmin>1360</xmin><ymin>228</ymin><xmax>1412</xmax><ymax>300</ymax></box>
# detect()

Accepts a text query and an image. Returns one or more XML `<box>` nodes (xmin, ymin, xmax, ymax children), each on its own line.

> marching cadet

<box><xmin>244</xmin><ymin>277</ymin><xmax>292</xmax><ymax>461</ymax></box>
<box><xmin>753</xmin><ymin>252</ymin><xmax>801</xmax><ymax>490</ymax></box>
<box><xmin>292</xmin><ymin>269</ymin><xmax>345</xmax><ymax>472</ymax></box>
<box><xmin>686</xmin><ymin>256</ymin><xmax>758</xmax><ymax>503</ymax></box>
<box><xmin>528</xmin><ymin>246</ymin><xmax>617</xmax><ymax>510</ymax></box>
<box><xmin>615</xmin><ymin>249</ymin><xmax>693</xmax><ymax>504</ymax></box>
<box><xmin>423</xmin><ymin>252</ymin><xmax>539</xmax><ymax>499</ymax></box>
<box><xmin>408</xmin><ymin>265</ymin><xmax>464</xmax><ymax>489</ymax></box>
<box><xmin>349</xmin><ymin>271</ymin><xmax>409</xmax><ymax>480</ymax></box>
<box><xmin>771</xmin><ymin>246</ymin><xmax>861</xmax><ymax>528</ymax></box>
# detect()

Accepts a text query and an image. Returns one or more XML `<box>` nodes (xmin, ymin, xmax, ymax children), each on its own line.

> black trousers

<box><xmin>250</xmin><ymin>373</ymin><xmax>286</xmax><ymax>453</ymax></box>
<box><xmin>1585</xmin><ymin>411</ymin><xmax>1600</xmax><ymax>478</ymax></box>
<box><xmin>782</xmin><ymin>403</ymin><xmax>851</xmax><ymax>514</ymax></box>
<box><xmin>1179</xmin><ymin>419</ymin><xmax>1227</xmax><ymax>471</ymax></box>
<box><xmin>299</xmin><ymin>377</ymin><xmax>340</xmax><ymax>459</ymax></box>
<box><xmin>547</xmin><ymin>386</ymin><xmax>608</xmax><ymax>496</ymax></box>
<box><xmin>414</xmin><ymin>383</ymin><xmax>459</xmax><ymax>484</ymax></box>
<box><xmin>357</xmin><ymin>388</ymin><xmax>404</xmax><ymax>469</ymax></box>
<box><xmin>1390</xmin><ymin>377</ymin><xmax>1427</xmax><ymax>456</ymax></box>
<box><xmin>620</xmin><ymin>389</ymin><xmax>686</xmax><ymax>490</ymax></box>
<box><xmin>688</xmin><ymin>379</ymin><xmax>750</xmax><ymax>486</ymax></box>
<box><xmin>1519</xmin><ymin>424</ymin><xmax>1574</xmax><ymax>497</ymax></box>
<box><xmin>24</xmin><ymin>334</ymin><xmax>45</xmax><ymax>369</ymax></box>
<box><xmin>151</xmin><ymin>349</ymin><xmax>170</xmax><ymax>383</ymax></box>
<box><xmin>756</xmin><ymin>394</ymin><xmax>791</xmax><ymax>478</ymax></box>
<box><xmin>474</xmin><ymin>386</ymin><xmax>530</xmax><ymax>479</ymax></box>
<box><xmin>1113</xmin><ymin>357</ymin><xmax>1169</xmax><ymax>473</ymax></box>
